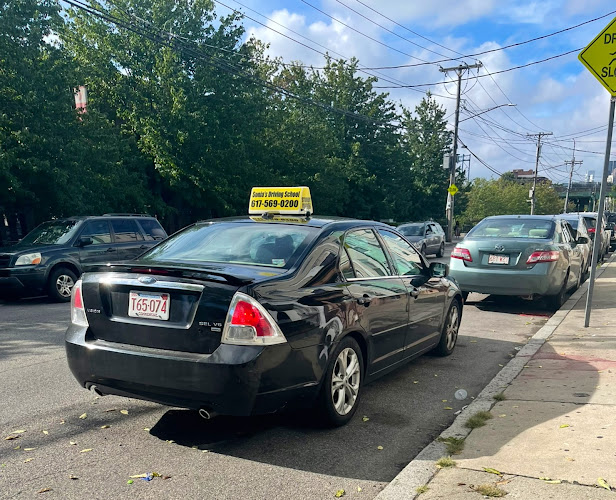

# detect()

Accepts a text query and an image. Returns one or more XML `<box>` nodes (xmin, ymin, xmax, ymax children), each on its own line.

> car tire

<box><xmin>546</xmin><ymin>271</ymin><xmax>568</xmax><ymax>311</ymax></box>
<box><xmin>316</xmin><ymin>336</ymin><xmax>364</xmax><ymax>427</ymax></box>
<box><xmin>436</xmin><ymin>242</ymin><xmax>445</xmax><ymax>258</ymax></box>
<box><xmin>581</xmin><ymin>261</ymin><xmax>589</xmax><ymax>283</ymax></box>
<box><xmin>432</xmin><ymin>300</ymin><xmax>461</xmax><ymax>357</ymax></box>
<box><xmin>421</xmin><ymin>244</ymin><xmax>427</xmax><ymax>256</ymax></box>
<box><xmin>47</xmin><ymin>267</ymin><xmax>77</xmax><ymax>303</ymax></box>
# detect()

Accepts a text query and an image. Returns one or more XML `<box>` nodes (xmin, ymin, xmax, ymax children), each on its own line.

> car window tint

<box><xmin>339</xmin><ymin>247</ymin><xmax>355</xmax><ymax>280</ymax></box>
<box><xmin>138</xmin><ymin>219</ymin><xmax>166</xmax><ymax>241</ymax></box>
<box><xmin>343</xmin><ymin>229</ymin><xmax>391</xmax><ymax>278</ymax></box>
<box><xmin>398</xmin><ymin>224</ymin><xmax>423</xmax><ymax>237</ymax></box>
<box><xmin>139</xmin><ymin>222</ymin><xmax>316</xmax><ymax>269</ymax></box>
<box><xmin>80</xmin><ymin>221</ymin><xmax>112</xmax><ymax>245</ymax></box>
<box><xmin>111</xmin><ymin>219</ymin><xmax>143</xmax><ymax>243</ymax></box>
<box><xmin>469</xmin><ymin>219</ymin><xmax>554</xmax><ymax>239</ymax></box>
<box><xmin>378</xmin><ymin>230</ymin><xmax>423</xmax><ymax>276</ymax></box>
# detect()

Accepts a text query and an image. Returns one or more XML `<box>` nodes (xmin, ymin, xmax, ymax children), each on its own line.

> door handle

<box><xmin>106</xmin><ymin>247</ymin><xmax>117</xmax><ymax>252</ymax></box>
<box><xmin>357</xmin><ymin>294</ymin><xmax>372</xmax><ymax>306</ymax></box>
<box><xmin>410</xmin><ymin>288</ymin><xmax>420</xmax><ymax>298</ymax></box>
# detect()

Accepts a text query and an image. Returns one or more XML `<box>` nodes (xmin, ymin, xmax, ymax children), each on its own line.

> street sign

<box><xmin>578</xmin><ymin>16</ymin><xmax>616</xmax><ymax>96</ymax></box>
<box><xmin>447</xmin><ymin>184</ymin><xmax>459</xmax><ymax>196</ymax></box>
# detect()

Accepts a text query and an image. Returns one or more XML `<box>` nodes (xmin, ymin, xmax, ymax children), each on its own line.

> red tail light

<box><xmin>451</xmin><ymin>247</ymin><xmax>472</xmax><ymax>262</ymax></box>
<box><xmin>587</xmin><ymin>228</ymin><xmax>596</xmax><ymax>234</ymax></box>
<box><xmin>526</xmin><ymin>250</ymin><xmax>560</xmax><ymax>264</ymax></box>
<box><xmin>71</xmin><ymin>280</ymin><xmax>89</xmax><ymax>327</ymax></box>
<box><xmin>231</xmin><ymin>300</ymin><xmax>275</xmax><ymax>337</ymax></box>
<box><xmin>222</xmin><ymin>292</ymin><xmax>286</xmax><ymax>345</ymax></box>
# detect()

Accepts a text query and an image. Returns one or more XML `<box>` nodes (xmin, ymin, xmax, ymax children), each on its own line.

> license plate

<box><xmin>488</xmin><ymin>254</ymin><xmax>509</xmax><ymax>265</ymax></box>
<box><xmin>128</xmin><ymin>291</ymin><xmax>170</xmax><ymax>320</ymax></box>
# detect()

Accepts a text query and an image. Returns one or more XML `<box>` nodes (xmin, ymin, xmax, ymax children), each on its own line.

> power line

<box><xmin>374</xmin><ymin>48</ymin><xmax>581</xmax><ymax>88</ymax></box>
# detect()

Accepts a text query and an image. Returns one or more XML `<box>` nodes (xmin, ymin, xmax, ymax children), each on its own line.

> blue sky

<box><xmin>213</xmin><ymin>0</ymin><xmax>616</xmax><ymax>183</ymax></box>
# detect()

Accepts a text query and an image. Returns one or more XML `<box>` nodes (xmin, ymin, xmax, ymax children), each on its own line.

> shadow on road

<box><xmin>149</xmin><ymin>335</ymin><xmax>540</xmax><ymax>482</ymax></box>
<box><xmin>468</xmin><ymin>293</ymin><xmax>557</xmax><ymax>316</ymax></box>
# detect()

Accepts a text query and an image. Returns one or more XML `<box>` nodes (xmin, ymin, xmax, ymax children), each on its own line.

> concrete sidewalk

<box><xmin>377</xmin><ymin>256</ymin><xmax>616</xmax><ymax>499</ymax></box>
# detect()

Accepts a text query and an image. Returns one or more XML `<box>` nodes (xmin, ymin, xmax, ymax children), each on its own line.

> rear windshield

<box><xmin>398</xmin><ymin>224</ymin><xmax>424</xmax><ymax>236</ymax></box>
<box><xmin>583</xmin><ymin>217</ymin><xmax>597</xmax><ymax>229</ymax></box>
<box><xmin>138</xmin><ymin>222</ymin><xmax>317</xmax><ymax>268</ymax></box>
<box><xmin>468</xmin><ymin>219</ymin><xmax>555</xmax><ymax>239</ymax></box>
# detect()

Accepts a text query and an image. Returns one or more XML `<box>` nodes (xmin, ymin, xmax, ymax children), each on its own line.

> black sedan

<box><xmin>66</xmin><ymin>217</ymin><xmax>463</xmax><ymax>426</ymax></box>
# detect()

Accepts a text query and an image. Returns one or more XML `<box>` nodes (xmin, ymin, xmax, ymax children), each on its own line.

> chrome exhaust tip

<box><xmin>198</xmin><ymin>408</ymin><xmax>218</xmax><ymax>420</ymax></box>
<box><xmin>89</xmin><ymin>384</ymin><xmax>103</xmax><ymax>396</ymax></box>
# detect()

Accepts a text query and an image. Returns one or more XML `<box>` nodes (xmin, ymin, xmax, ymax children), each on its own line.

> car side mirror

<box><xmin>577</xmin><ymin>236</ymin><xmax>589</xmax><ymax>245</ymax></box>
<box><xmin>78</xmin><ymin>236</ymin><xmax>93</xmax><ymax>247</ymax></box>
<box><xmin>429</xmin><ymin>262</ymin><xmax>448</xmax><ymax>278</ymax></box>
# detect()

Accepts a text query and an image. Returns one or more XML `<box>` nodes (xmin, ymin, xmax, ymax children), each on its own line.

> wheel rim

<box><xmin>445</xmin><ymin>305</ymin><xmax>460</xmax><ymax>351</ymax></box>
<box><xmin>331</xmin><ymin>347</ymin><xmax>361</xmax><ymax>416</ymax></box>
<box><xmin>56</xmin><ymin>274</ymin><xmax>75</xmax><ymax>298</ymax></box>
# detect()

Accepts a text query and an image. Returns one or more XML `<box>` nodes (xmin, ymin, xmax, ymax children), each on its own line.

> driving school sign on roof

<box><xmin>578</xmin><ymin>16</ymin><xmax>616</xmax><ymax>96</ymax></box>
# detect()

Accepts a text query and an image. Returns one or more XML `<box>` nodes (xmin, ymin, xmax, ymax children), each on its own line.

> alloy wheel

<box><xmin>445</xmin><ymin>305</ymin><xmax>460</xmax><ymax>351</ymax></box>
<box><xmin>331</xmin><ymin>347</ymin><xmax>361</xmax><ymax>416</ymax></box>
<box><xmin>56</xmin><ymin>274</ymin><xmax>75</xmax><ymax>298</ymax></box>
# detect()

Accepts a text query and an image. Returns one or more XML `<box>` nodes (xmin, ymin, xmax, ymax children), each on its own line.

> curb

<box><xmin>374</xmin><ymin>254</ymin><xmax>615</xmax><ymax>500</ymax></box>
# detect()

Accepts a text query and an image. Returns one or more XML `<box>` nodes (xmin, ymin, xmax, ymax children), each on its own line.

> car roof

<box><xmin>483</xmin><ymin>215</ymin><xmax>558</xmax><ymax>221</ymax></box>
<box><xmin>195</xmin><ymin>215</ymin><xmax>391</xmax><ymax>229</ymax></box>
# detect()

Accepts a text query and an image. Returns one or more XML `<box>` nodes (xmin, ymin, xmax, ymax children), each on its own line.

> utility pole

<box><xmin>440</xmin><ymin>62</ymin><xmax>482</xmax><ymax>242</ymax></box>
<box><xmin>564</xmin><ymin>139</ymin><xmax>583</xmax><ymax>213</ymax></box>
<box><xmin>527</xmin><ymin>131</ymin><xmax>553</xmax><ymax>215</ymax></box>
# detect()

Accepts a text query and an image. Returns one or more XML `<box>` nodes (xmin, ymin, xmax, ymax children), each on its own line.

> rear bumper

<box><xmin>449</xmin><ymin>262</ymin><xmax>562</xmax><ymax>296</ymax></box>
<box><xmin>65</xmin><ymin>325</ymin><xmax>321</xmax><ymax>416</ymax></box>
<box><xmin>0</xmin><ymin>267</ymin><xmax>46</xmax><ymax>297</ymax></box>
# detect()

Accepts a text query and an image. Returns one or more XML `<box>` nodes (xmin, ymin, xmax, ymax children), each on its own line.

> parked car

<box><xmin>576</xmin><ymin>212</ymin><xmax>610</xmax><ymax>260</ymax></box>
<box><xmin>397</xmin><ymin>221</ymin><xmax>446</xmax><ymax>257</ymax></box>
<box><xmin>559</xmin><ymin>213</ymin><xmax>592</xmax><ymax>281</ymax></box>
<box><xmin>0</xmin><ymin>214</ymin><xmax>167</xmax><ymax>302</ymax></box>
<box><xmin>66</xmin><ymin>193</ymin><xmax>463</xmax><ymax>427</ymax></box>
<box><xmin>449</xmin><ymin>215</ymin><xmax>585</xmax><ymax>310</ymax></box>
<box><xmin>606</xmin><ymin>212</ymin><xmax>616</xmax><ymax>251</ymax></box>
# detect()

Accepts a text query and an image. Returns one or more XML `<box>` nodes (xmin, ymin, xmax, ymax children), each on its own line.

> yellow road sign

<box><xmin>578</xmin><ymin>16</ymin><xmax>616</xmax><ymax>96</ymax></box>
<box><xmin>447</xmin><ymin>184</ymin><xmax>459</xmax><ymax>196</ymax></box>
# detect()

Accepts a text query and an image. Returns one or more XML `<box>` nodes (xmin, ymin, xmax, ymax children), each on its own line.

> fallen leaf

<box><xmin>565</xmin><ymin>457</ymin><xmax>575</xmax><ymax>462</ymax></box>
<box><xmin>4</xmin><ymin>435</ymin><xmax>19</xmax><ymax>441</ymax></box>
<box><xmin>79</xmin><ymin>413</ymin><xmax>87</xmax><ymax>420</ymax></box>
<box><xmin>483</xmin><ymin>467</ymin><xmax>502</xmax><ymax>475</ymax></box>
<box><xmin>413</xmin><ymin>381</ymin><xmax>419</xmax><ymax>384</ymax></box>
<box><xmin>69</xmin><ymin>441</ymin><xmax>77</xmax><ymax>446</ymax></box>
<box><xmin>162</xmin><ymin>476</ymin><xmax>171</xmax><ymax>480</ymax></box>
<box><xmin>357</xmin><ymin>486</ymin><xmax>362</xmax><ymax>492</ymax></box>
<box><xmin>42</xmin><ymin>430</ymin><xmax>49</xmax><ymax>435</ymax></box>
<box><xmin>120</xmin><ymin>410</ymin><xmax>129</xmax><ymax>415</ymax></box>
<box><xmin>14</xmin><ymin>446</ymin><xmax>21</xmax><ymax>450</ymax></box>
<box><xmin>559</xmin><ymin>424</ymin><xmax>570</xmax><ymax>428</ymax></box>
<box><xmin>11</xmin><ymin>430</ymin><xmax>26</xmax><ymax>434</ymax></box>
<box><xmin>104</xmin><ymin>409</ymin><xmax>117</xmax><ymax>413</ymax></box>
<box><xmin>498</xmin><ymin>414</ymin><xmax>507</xmax><ymax>418</ymax></box>
<box><xmin>434</xmin><ymin>374</ymin><xmax>438</xmax><ymax>377</ymax></box>
<box><xmin>127</xmin><ymin>480</ymin><xmax>134</xmax><ymax>485</ymax></box>
<box><xmin>444</xmin><ymin>407</ymin><xmax>453</xmax><ymax>410</ymax></box>
<box><xmin>100</xmin><ymin>425</ymin><xmax>110</xmax><ymax>429</ymax></box>
<box><xmin>334</xmin><ymin>490</ymin><xmax>345</xmax><ymax>498</ymax></box>
<box><xmin>143</xmin><ymin>427</ymin><xmax>150</xmax><ymax>432</ymax></box>
<box><xmin>24</xmin><ymin>448</ymin><xmax>36</xmax><ymax>451</ymax></box>
<box><xmin>540</xmin><ymin>477</ymin><xmax>561</xmax><ymax>484</ymax></box>
<box><xmin>152</xmin><ymin>472</ymin><xmax>162</xmax><ymax>477</ymax></box>
<box><xmin>498</xmin><ymin>364</ymin><xmax>504</xmax><ymax>367</ymax></box>
<box><xmin>377</xmin><ymin>445</ymin><xmax>384</xmax><ymax>450</ymax></box>
<box><xmin>166</xmin><ymin>440</ymin><xmax>174</xmax><ymax>444</ymax></box>
<box><xmin>80</xmin><ymin>448</ymin><xmax>93</xmax><ymax>453</ymax></box>
<box><xmin>24</xmin><ymin>458</ymin><xmax>34</xmax><ymax>463</ymax></box>
<box><xmin>37</xmin><ymin>488</ymin><xmax>51</xmax><ymax>493</ymax></box>
<box><xmin>362</xmin><ymin>416</ymin><xmax>370</xmax><ymax>422</ymax></box>
<box><xmin>470</xmin><ymin>340</ymin><xmax>477</xmax><ymax>343</ymax></box>
<box><xmin>442</xmin><ymin>400</ymin><xmax>448</xmax><ymax>402</ymax></box>
<box><xmin>59</xmin><ymin>420</ymin><xmax>65</xmax><ymax>425</ymax></box>
<box><xmin>597</xmin><ymin>478</ymin><xmax>610</xmax><ymax>490</ymax></box>
<box><xmin>69</xmin><ymin>475</ymin><xmax>78</xmax><ymax>480</ymax></box>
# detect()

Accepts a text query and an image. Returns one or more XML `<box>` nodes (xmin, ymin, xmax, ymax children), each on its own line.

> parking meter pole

<box><xmin>584</xmin><ymin>96</ymin><xmax>615</xmax><ymax>328</ymax></box>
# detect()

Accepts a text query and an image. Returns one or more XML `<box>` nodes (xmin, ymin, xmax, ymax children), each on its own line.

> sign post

<box><xmin>578</xmin><ymin>16</ymin><xmax>616</xmax><ymax>327</ymax></box>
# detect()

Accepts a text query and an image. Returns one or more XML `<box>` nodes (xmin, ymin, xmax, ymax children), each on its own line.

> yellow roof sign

<box><xmin>249</xmin><ymin>186</ymin><xmax>313</xmax><ymax>216</ymax></box>
<box><xmin>578</xmin><ymin>16</ymin><xmax>616</xmax><ymax>96</ymax></box>
<box><xmin>447</xmin><ymin>184</ymin><xmax>459</xmax><ymax>196</ymax></box>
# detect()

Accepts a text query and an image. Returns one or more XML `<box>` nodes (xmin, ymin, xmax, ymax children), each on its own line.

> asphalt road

<box><xmin>0</xmin><ymin>247</ymin><xmax>556</xmax><ymax>499</ymax></box>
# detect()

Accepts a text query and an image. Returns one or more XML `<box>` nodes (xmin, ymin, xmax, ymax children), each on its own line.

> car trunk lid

<box><xmin>462</xmin><ymin>238</ymin><xmax>555</xmax><ymax>270</ymax></box>
<box><xmin>80</xmin><ymin>263</ymin><xmax>286</xmax><ymax>354</ymax></box>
